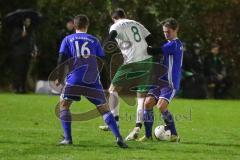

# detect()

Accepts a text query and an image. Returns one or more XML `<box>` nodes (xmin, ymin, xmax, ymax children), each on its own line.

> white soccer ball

<box><xmin>154</xmin><ymin>125</ymin><xmax>171</xmax><ymax>141</ymax></box>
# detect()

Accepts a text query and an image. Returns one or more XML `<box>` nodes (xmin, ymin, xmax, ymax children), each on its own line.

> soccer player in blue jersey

<box><xmin>138</xmin><ymin>18</ymin><xmax>183</xmax><ymax>142</ymax></box>
<box><xmin>55</xmin><ymin>14</ymin><xmax>128</xmax><ymax>148</ymax></box>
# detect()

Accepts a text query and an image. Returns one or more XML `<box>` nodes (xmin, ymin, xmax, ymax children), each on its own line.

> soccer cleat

<box><xmin>99</xmin><ymin>125</ymin><xmax>110</xmax><ymax>131</ymax></box>
<box><xmin>125</xmin><ymin>127</ymin><xmax>140</xmax><ymax>141</ymax></box>
<box><xmin>116</xmin><ymin>137</ymin><xmax>128</xmax><ymax>148</ymax></box>
<box><xmin>99</xmin><ymin>124</ymin><xmax>119</xmax><ymax>131</ymax></box>
<box><xmin>170</xmin><ymin>135</ymin><xmax>180</xmax><ymax>142</ymax></box>
<box><xmin>137</xmin><ymin>135</ymin><xmax>153</xmax><ymax>142</ymax></box>
<box><xmin>59</xmin><ymin>139</ymin><xmax>73</xmax><ymax>145</ymax></box>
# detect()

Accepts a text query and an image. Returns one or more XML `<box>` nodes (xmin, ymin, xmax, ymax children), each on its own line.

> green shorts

<box><xmin>111</xmin><ymin>57</ymin><xmax>154</xmax><ymax>92</ymax></box>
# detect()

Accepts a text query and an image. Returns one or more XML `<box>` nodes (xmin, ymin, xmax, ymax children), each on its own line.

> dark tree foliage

<box><xmin>0</xmin><ymin>0</ymin><xmax>239</xmax><ymax>97</ymax></box>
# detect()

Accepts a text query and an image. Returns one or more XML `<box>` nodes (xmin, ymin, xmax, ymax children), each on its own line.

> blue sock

<box><xmin>60</xmin><ymin>109</ymin><xmax>72</xmax><ymax>141</ymax></box>
<box><xmin>103</xmin><ymin>112</ymin><xmax>121</xmax><ymax>138</ymax></box>
<box><xmin>162</xmin><ymin>110</ymin><xmax>177</xmax><ymax>135</ymax></box>
<box><xmin>143</xmin><ymin>109</ymin><xmax>154</xmax><ymax>138</ymax></box>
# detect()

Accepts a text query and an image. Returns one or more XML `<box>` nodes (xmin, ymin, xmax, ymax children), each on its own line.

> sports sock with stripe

<box><xmin>103</xmin><ymin>112</ymin><xmax>121</xmax><ymax>138</ymax></box>
<box><xmin>162</xmin><ymin>110</ymin><xmax>177</xmax><ymax>135</ymax></box>
<box><xmin>60</xmin><ymin>109</ymin><xmax>72</xmax><ymax>141</ymax></box>
<box><xmin>143</xmin><ymin>109</ymin><xmax>154</xmax><ymax>138</ymax></box>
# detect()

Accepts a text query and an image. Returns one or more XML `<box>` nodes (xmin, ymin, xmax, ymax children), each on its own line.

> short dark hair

<box><xmin>111</xmin><ymin>8</ymin><xmax>126</xmax><ymax>19</ymax></box>
<box><xmin>74</xmin><ymin>14</ymin><xmax>89</xmax><ymax>29</ymax></box>
<box><xmin>160</xmin><ymin>18</ymin><xmax>179</xmax><ymax>30</ymax></box>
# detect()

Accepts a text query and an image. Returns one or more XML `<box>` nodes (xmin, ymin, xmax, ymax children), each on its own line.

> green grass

<box><xmin>0</xmin><ymin>94</ymin><xmax>240</xmax><ymax>160</ymax></box>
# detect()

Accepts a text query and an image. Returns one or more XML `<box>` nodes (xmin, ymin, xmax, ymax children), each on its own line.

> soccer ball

<box><xmin>154</xmin><ymin>125</ymin><xmax>171</xmax><ymax>141</ymax></box>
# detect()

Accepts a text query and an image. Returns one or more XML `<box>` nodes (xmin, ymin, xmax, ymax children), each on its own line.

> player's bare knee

<box><xmin>144</xmin><ymin>96</ymin><xmax>156</xmax><ymax>110</ymax></box>
<box><xmin>97</xmin><ymin>104</ymin><xmax>110</xmax><ymax>115</ymax></box>
<box><xmin>157</xmin><ymin>99</ymin><xmax>169</xmax><ymax>112</ymax></box>
<box><xmin>59</xmin><ymin>100</ymin><xmax>72</xmax><ymax>110</ymax></box>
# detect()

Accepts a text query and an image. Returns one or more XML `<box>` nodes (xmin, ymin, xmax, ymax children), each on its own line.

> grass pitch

<box><xmin>0</xmin><ymin>94</ymin><xmax>240</xmax><ymax>160</ymax></box>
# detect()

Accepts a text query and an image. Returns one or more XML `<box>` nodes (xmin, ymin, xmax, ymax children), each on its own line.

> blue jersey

<box><xmin>59</xmin><ymin>32</ymin><xmax>105</xmax><ymax>85</ymax></box>
<box><xmin>161</xmin><ymin>38</ymin><xmax>183</xmax><ymax>90</ymax></box>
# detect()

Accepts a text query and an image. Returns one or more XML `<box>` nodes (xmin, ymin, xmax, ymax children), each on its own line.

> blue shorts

<box><xmin>61</xmin><ymin>82</ymin><xmax>107</xmax><ymax>106</ymax></box>
<box><xmin>148</xmin><ymin>86</ymin><xmax>177</xmax><ymax>103</ymax></box>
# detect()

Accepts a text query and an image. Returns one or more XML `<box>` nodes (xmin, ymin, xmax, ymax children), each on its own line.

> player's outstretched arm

<box><xmin>147</xmin><ymin>46</ymin><xmax>163</xmax><ymax>55</ymax></box>
<box><xmin>106</xmin><ymin>30</ymin><xmax>118</xmax><ymax>42</ymax></box>
<box><xmin>145</xmin><ymin>34</ymin><xmax>154</xmax><ymax>46</ymax></box>
<box><xmin>145</xmin><ymin>34</ymin><xmax>163</xmax><ymax>55</ymax></box>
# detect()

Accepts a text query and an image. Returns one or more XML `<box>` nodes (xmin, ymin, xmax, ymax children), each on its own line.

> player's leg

<box><xmin>138</xmin><ymin>96</ymin><xmax>157</xmax><ymax>141</ymax></box>
<box><xmin>108</xmin><ymin>84</ymin><xmax>121</xmax><ymax>126</ymax></box>
<box><xmin>97</xmin><ymin>104</ymin><xmax>121</xmax><ymax>137</ymax></box>
<box><xmin>87</xmin><ymin>90</ymin><xmax>128</xmax><ymax>148</ymax></box>
<box><xmin>136</xmin><ymin>92</ymin><xmax>146</xmax><ymax>129</ymax></box>
<box><xmin>99</xmin><ymin>84</ymin><xmax>121</xmax><ymax>131</ymax></box>
<box><xmin>157</xmin><ymin>87</ymin><xmax>180</xmax><ymax>142</ymax></box>
<box><xmin>138</xmin><ymin>86</ymin><xmax>160</xmax><ymax>141</ymax></box>
<box><xmin>125</xmin><ymin>92</ymin><xmax>146</xmax><ymax>141</ymax></box>
<box><xmin>100</xmin><ymin>63</ymin><xmax>134</xmax><ymax>131</ymax></box>
<box><xmin>137</xmin><ymin>95</ymin><xmax>157</xmax><ymax>141</ymax></box>
<box><xmin>59</xmin><ymin>97</ymin><xmax>73</xmax><ymax>145</ymax></box>
<box><xmin>58</xmin><ymin>84</ymin><xmax>81</xmax><ymax>145</ymax></box>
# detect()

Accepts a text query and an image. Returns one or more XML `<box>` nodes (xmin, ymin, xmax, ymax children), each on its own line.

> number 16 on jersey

<box><xmin>75</xmin><ymin>41</ymin><xmax>90</xmax><ymax>58</ymax></box>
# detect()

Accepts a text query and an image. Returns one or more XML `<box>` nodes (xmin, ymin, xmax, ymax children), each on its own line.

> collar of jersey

<box><xmin>76</xmin><ymin>30</ymin><xmax>87</xmax><ymax>33</ymax></box>
<box><xmin>168</xmin><ymin>37</ymin><xmax>178</xmax><ymax>42</ymax></box>
<box><xmin>116</xmin><ymin>18</ymin><xmax>128</xmax><ymax>22</ymax></box>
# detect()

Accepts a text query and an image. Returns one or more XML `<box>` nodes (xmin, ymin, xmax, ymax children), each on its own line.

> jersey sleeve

<box><xmin>96</xmin><ymin>40</ymin><xmax>105</xmax><ymax>58</ymax></box>
<box><xmin>59</xmin><ymin>37</ymin><xmax>70</xmax><ymax>56</ymax></box>
<box><xmin>109</xmin><ymin>23</ymin><xmax>120</xmax><ymax>34</ymax></box>
<box><xmin>138</xmin><ymin>23</ymin><xmax>151</xmax><ymax>38</ymax></box>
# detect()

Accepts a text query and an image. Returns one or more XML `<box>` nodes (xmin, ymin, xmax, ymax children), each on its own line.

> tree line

<box><xmin>0</xmin><ymin>0</ymin><xmax>239</xmax><ymax>97</ymax></box>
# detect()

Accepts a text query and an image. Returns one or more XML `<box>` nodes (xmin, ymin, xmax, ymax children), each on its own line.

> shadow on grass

<box><xmin>72</xmin><ymin>140</ymin><xmax>159</xmax><ymax>151</ymax></box>
<box><xmin>0</xmin><ymin>139</ymin><xmax>160</xmax><ymax>151</ymax></box>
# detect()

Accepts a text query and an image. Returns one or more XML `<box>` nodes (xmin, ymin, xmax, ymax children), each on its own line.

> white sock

<box><xmin>109</xmin><ymin>91</ymin><xmax>119</xmax><ymax>125</ymax></box>
<box><xmin>136</xmin><ymin>97</ymin><xmax>145</xmax><ymax>125</ymax></box>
